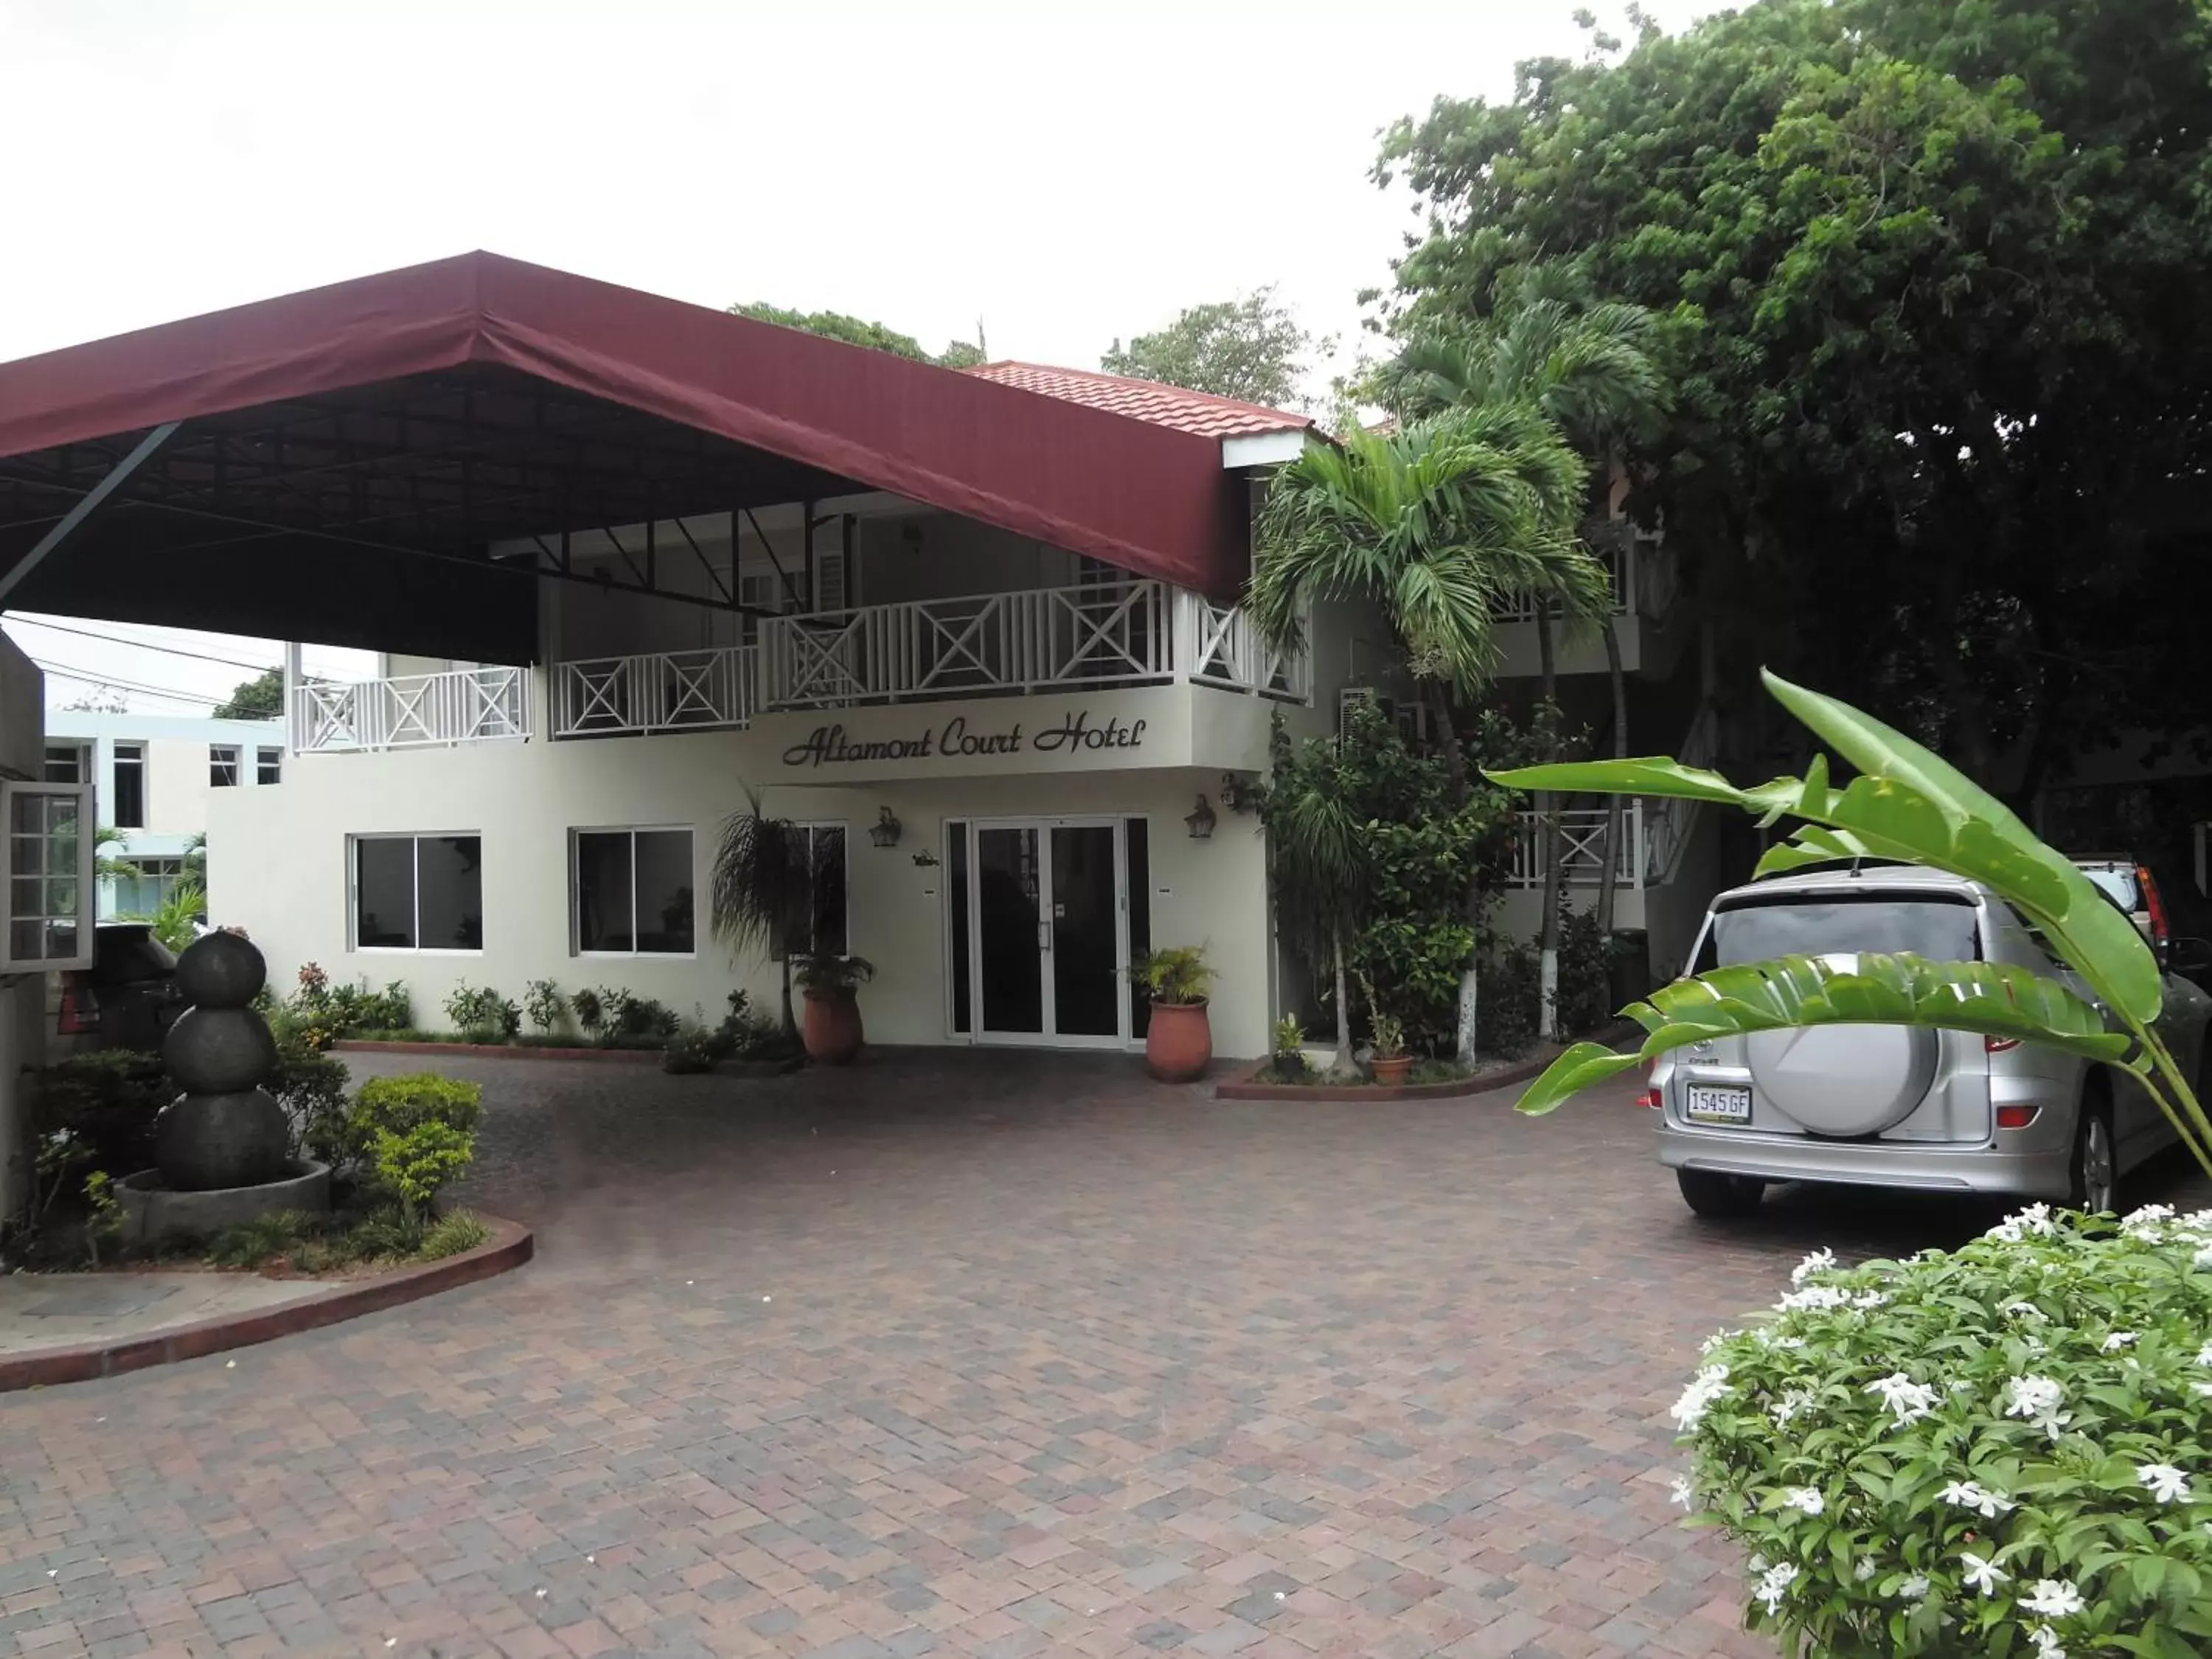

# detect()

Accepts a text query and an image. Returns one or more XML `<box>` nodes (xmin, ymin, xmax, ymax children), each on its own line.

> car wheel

<box><xmin>2070</xmin><ymin>1100</ymin><xmax>2118</xmax><ymax>1214</ymax></box>
<box><xmin>1677</xmin><ymin>1168</ymin><xmax>1766</xmax><ymax>1220</ymax></box>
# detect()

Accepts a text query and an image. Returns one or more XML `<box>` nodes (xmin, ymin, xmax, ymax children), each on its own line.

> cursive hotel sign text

<box><xmin>781</xmin><ymin>709</ymin><xmax>1147</xmax><ymax>768</ymax></box>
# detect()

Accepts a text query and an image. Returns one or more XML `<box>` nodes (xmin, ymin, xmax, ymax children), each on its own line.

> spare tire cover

<box><xmin>1746</xmin><ymin>1022</ymin><xmax>1938</xmax><ymax>1137</ymax></box>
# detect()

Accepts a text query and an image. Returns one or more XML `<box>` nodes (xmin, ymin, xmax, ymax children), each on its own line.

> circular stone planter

<box><xmin>117</xmin><ymin>1160</ymin><xmax>330</xmax><ymax>1248</ymax></box>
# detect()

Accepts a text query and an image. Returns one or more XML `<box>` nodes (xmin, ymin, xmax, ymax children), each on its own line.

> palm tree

<box><xmin>1248</xmin><ymin>403</ymin><xmax>1603</xmax><ymax>1060</ymax></box>
<box><xmin>1258</xmin><ymin>714</ymin><xmax>1368</xmax><ymax>1072</ymax></box>
<box><xmin>709</xmin><ymin>786</ymin><xmax>820</xmax><ymax>1037</ymax></box>
<box><xmin>1394</xmin><ymin>295</ymin><xmax>1672</xmax><ymax>1032</ymax></box>
<box><xmin>93</xmin><ymin>826</ymin><xmax>139</xmax><ymax>882</ymax></box>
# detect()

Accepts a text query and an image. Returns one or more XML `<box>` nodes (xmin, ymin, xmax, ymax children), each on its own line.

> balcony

<box><xmin>293</xmin><ymin>582</ymin><xmax>1307</xmax><ymax>751</ymax></box>
<box><xmin>1489</xmin><ymin>529</ymin><xmax>1680</xmax><ymax>678</ymax></box>
<box><xmin>292</xmin><ymin>665</ymin><xmax>530</xmax><ymax>754</ymax></box>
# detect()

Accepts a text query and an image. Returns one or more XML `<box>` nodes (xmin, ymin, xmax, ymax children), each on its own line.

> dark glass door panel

<box><xmin>1050</xmin><ymin>825</ymin><xmax>1119</xmax><ymax>1037</ymax></box>
<box><xmin>976</xmin><ymin>827</ymin><xmax>1043</xmax><ymax>1033</ymax></box>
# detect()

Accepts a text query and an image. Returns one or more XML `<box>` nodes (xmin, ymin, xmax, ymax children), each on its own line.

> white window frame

<box><xmin>209</xmin><ymin>744</ymin><xmax>242</xmax><ymax>787</ymax></box>
<box><xmin>1</xmin><ymin>780</ymin><xmax>96</xmax><ymax>972</ymax></box>
<box><xmin>787</xmin><ymin>819</ymin><xmax>849</xmax><ymax>959</ymax></box>
<box><xmin>42</xmin><ymin>742</ymin><xmax>86</xmax><ymax>785</ymax></box>
<box><xmin>256</xmin><ymin>745</ymin><xmax>282</xmax><ymax>785</ymax></box>
<box><xmin>347</xmin><ymin>832</ymin><xmax>485</xmax><ymax>956</ymax></box>
<box><xmin>569</xmin><ymin>824</ymin><xmax>698</xmax><ymax>959</ymax></box>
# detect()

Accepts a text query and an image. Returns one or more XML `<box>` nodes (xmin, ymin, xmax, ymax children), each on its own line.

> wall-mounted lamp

<box><xmin>1220</xmin><ymin>772</ymin><xmax>1261</xmax><ymax>815</ymax></box>
<box><xmin>1184</xmin><ymin>795</ymin><xmax>1217</xmax><ymax>841</ymax></box>
<box><xmin>868</xmin><ymin>806</ymin><xmax>902</xmax><ymax>849</ymax></box>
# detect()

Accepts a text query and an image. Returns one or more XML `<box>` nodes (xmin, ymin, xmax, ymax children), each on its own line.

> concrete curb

<box><xmin>335</xmin><ymin>1040</ymin><xmax>661</xmax><ymax>1065</ymax></box>
<box><xmin>1213</xmin><ymin>1050</ymin><xmax>1557</xmax><ymax>1103</ymax></box>
<box><xmin>0</xmin><ymin>1214</ymin><xmax>533</xmax><ymax>1393</ymax></box>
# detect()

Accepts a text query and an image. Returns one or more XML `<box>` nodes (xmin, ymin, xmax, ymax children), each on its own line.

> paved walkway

<box><xmin>4</xmin><ymin>1048</ymin><xmax>2205</xmax><ymax>1658</ymax></box>
<box><xmin>0</xmin><ymin>1273</ymin><xmax>324</xmax><ymax>1360</ymax></box>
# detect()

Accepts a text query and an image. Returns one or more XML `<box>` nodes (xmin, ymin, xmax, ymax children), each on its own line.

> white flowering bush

<box><xmin>1674</xmin><ymin>1206</ymin><xmax>2212</xmax><ymax>1656</ymax></box>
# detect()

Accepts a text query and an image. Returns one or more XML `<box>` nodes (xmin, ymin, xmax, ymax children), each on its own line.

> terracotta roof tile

<box><xmin>964</xmin><ymin>361</ymin><xmax>1313</xmax><ymax>440</ymax></box>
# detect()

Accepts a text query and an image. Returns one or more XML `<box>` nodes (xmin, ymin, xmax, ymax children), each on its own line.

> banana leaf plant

<box><xmin>1485</xmin><ymin>669</ymin><xmax>2212</xmax><ymax>1186</ymax></box>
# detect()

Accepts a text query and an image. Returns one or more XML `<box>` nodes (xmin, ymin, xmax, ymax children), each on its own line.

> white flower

<box><xmin>2197</xmin><ymin>1342</ymin><xmax>2212</xmax><ymax>1367</ymax></box>
<box><xmin>1778</xmin><ymin>1284</ymin><xmax>1851</xmax><ymax>1312</ymax></box>
<box><xmin>2102</xmin><ymin>1331</ymin><xmax>2138</xmax><ymax>1352</ymax></box>
<box><xmin>1780</xmin><ymin>1486</ymin><xmax>1824</xmax><ymax>1516</ymax></box>
<box><xmin>1699</xmin><ymin>1328</ymin><xmax>1736</xmax><ymax>1354</ymax></box>
<box><xmin>1987</xmin><ymin>1219</ymin><xmax>2026</xmax><ymax>1244</ymax></box>
<box><xmin>1669</xmin><ymin>1475</ymin><xmax>1695</xmax><ymax>1511</ymax></box>
<box><xmin>1671</xmin><ymin>1364</ymin><xmax>1731</xmax><ymax>1431</ymax></box>
<box><xmin>2194</xmin><ymin>1246</ymin><xmax>2212</xmax><ymax>1271</ymax></box>
<box><xmin>2124</xmin><ymin>1203</ymin><xmax>2176</xmax><ymax>1231</ymax></box>
<box><xmin>2029</xmin><ymin>1625</ymin><xmax>2067</xmax><ymax>1659</ymax></box>
<box><xmin>1792</xmin><ymin>1247</ymin><xmax>1837</xmax><ymax>1287</ymax></box>
<box><xmin>1897</xmin><ymin>1573</ymin><xmax>1930</xmax><ymax>1602</ymax></box>
<box><xmin>1854</xmin><ymin>1557</ymin><xmax>1878</xmax><ymax>1583</ymax></box>
<box><xmin>1851</xmin><ymin>1290</ymin><xmax>1890</xmax><ymax>1310</ymax></box>
<box><xmin>2002</xmin><ymin>1300</ymin><xmax>2046</xmax><ymax>1321</ymax></box>
<box><xmin>2191</xmin><ymin>1382</ymin><xmax>2212</xmax><ymax>1399</ymax></box>
<box><xmin>2138</xmin><ymin>1463</ymin><xmax>2191</xmax><ymax>1503</ymax></box>
<box><xmin>1937</xmin><ymin>1480</ymin><xmax>2015</xmax><ymax>1519</ymax></box>
<box><xmin>2014</xmin><ymin>1202</ymin><xmax>2056</xmax><ymax>1235</ymax></box>
<box><xmin>1754</xmin><ymin>1561</ymin><xmax>1798</xmax><ymax>1617</ymax></box>
<box><xmin>2004</xmin><ymin>1374</ymin><xmax>2065</xmax><ymax>1421</ymax></box>
<box><xmin>1961</xmin><ymin>1552</ymin><xmax>2008</xmax><ymax>1596</ymax></box>
<box><xmin>1772</xmin><ymin>1335</ymin><xmax>1806</xmax><ymax>1350</ymax></box>
<box><xmin>1865</xmin><ymin>1372</ymin><xmax>1942</xmax><ymax>1426</ymax></box>
<box><xmin>1770</xmin><ymin>1388</ymin><xmax>1814</xmax><ymax>1427</ymax></box>
<box><xmin>2020</xmin><ymin>1580</ymin><xmax>2085</xmax><ymax>1619</ymax></box>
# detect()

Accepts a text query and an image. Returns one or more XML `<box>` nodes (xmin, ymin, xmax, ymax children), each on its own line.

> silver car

<box><xmin>1653</xmin><ymin>866</ymin><xmax>2212</xmax><ymax>1218</ymax></box>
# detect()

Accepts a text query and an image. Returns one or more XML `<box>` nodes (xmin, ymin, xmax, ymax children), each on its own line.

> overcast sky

<box><xmin>0</xmin><ymin>0</ymin><xmax>1702</xmax><ymax>712</ymax></box>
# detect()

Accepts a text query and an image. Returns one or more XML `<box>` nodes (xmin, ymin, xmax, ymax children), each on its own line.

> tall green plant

<box><xmin>1489</xmin><ymin>670</ymin><xmax>2212</xmax><ymax>1184</ymax></box>
<box><xmin>1257</xmin><ymin>712</ymin><xmax>1368</xmax><ymax>1071</ymax></box>
<box><xmin>1248</xmin><ymin>404</ymin><xmax>1604</xmax><ymax>1060</ymax></box>
<box><xmin>709</xmin><ymin>785</ymin><xmax>820</xmax><ymax>1037</ymax></box>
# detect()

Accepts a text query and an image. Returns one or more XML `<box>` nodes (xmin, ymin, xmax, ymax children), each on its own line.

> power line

<box><xmin>32</xmin><ymin>661</ymin><xmax>228</xmax><ymax>706</ymax></box>
<box><xmin>3</xmin><ymin>616</ymin><xmax>274</xmax><ymax>672</ymax></box>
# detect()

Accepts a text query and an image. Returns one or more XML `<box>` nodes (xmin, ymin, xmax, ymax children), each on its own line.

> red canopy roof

<box><xmin>0</xmin><ymin>253</ymin><xmax>1253</xmax><ymax>656</ymax></box>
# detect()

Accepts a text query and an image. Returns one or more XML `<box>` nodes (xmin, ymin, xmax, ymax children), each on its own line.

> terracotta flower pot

<box><xmin>1371</xmin><ymin>1055</ymin><xmax>1413</xmax><ymax>1088</ymax></box>
<box><xmin>1144</xmin><ymin>999</ymin><xmax>1212</xmax><ymax>1082</ymax></box>
<box><xmin>801</xmin><ymin>989</ymin><xmax>864</xmax><ymax>1065</ymax></box>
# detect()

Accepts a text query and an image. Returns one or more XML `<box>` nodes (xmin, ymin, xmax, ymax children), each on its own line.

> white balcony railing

<box><xmin>293</xmin><ymin>582</ymin><xmax>1308</xmax><ymax>751</ymax></box>
<box><xmin>1491</xmin><ymin>530</ymin><xmax>1672</xmax><ymax>625</ymax></box>
<box><xmin>554</xmin><ymin>645</ymin><xmax>758</xmax><ymax>737</ymax></box>
<box><xmin>291</xmin><ymin>667</ymin><xmax>529</xmax><ymax>754</ymax></box>
<box><xmin>1510</xmin><ymin>802</ymin><xmax>1647</xmax><ymax>888</ymax></box>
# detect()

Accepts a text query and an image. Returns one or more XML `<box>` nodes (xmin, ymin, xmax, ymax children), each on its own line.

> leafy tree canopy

<box><xmin>730</xmin><ymin>302</ymin><xmax>984</xmax><ymax>370</ymax></box>
<box><xmin>1103</xmin><ymin>287</ymin><xmax>1321</xmax><ymax>408</ymax></box>
<box><xmin>1376</xmin><ymin>0</ymin><xmax>2212</xmax><ymax>799</ymax></box>
<box><xmin>212</xmin><ymin>667</ymin><xmax>282</xmax><ymax>720</ymax></box>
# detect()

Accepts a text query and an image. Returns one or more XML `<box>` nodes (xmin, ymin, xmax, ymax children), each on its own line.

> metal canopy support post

<box><xmin>0</xmin><ymin>421</ymin><xmax>180</xmax><ymax>606</ymax></box>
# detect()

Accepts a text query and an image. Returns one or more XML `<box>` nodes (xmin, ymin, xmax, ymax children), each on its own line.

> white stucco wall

<box><xmin>209</xmin><ymin>682</ymin><xmax>1281</xmax><ymax>1057</ymax></box>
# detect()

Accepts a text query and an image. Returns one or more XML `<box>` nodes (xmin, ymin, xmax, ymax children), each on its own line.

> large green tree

<box><xmin>730</xmin><ymin>302</ymin><xmax>984</xmax><ymax>369</ymax></box>
<box><xmin>1103</xmin><ymin>288</ymin><xmax>1318</xmax><ymax>408</ymax></box>
<box><xmin>1376</xmin><ymin>0</ymin><xmax>2212</xmax><ymax>803</ymax></box>
<box><xmin>212</xmin><ymin>667</ymin><xmax>282</xmax><ymax>720</ymax></box>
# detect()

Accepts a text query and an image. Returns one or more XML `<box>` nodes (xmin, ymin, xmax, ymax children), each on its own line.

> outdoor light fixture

<box><xmin>911</xmin><ymin>850</ymin><xmax>940</xmax><ymax>869</ymax></box>
<box><xmin>1184</xmin><ymin>795</ymin><xmax>1217</xmax><ymax>841</ymax></box>
<box><xmin>1219</xmin><ymin>772</ymin><xmax>1260</xmax><ymax>815</ymax></box>
<box><xmin>869</xmin><ymin>806</ymin><xmax>902</xmax><ymax>849</ymax></box>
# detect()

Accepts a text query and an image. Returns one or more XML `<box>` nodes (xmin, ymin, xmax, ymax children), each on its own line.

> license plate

<box><xmin>1686</xmin><ymin>1085</ymin><xmax>1752</xmax><ymax>1124</ymax></box>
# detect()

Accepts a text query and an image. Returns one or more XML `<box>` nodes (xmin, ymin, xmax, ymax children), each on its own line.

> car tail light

<box><xmin>1637</xmin><ymin>1062</ymin><xmax>1662</xmax><ymax>1110</ymax></box>
<box><xmin>2138</xmin><ymin>864</ymin><xmax>2171</xmax><ymax>945</ymax></box>
<box><xmin>57</xmin><ymin>973</ymin><xmax>99</xmax><ymax>1035</ymax></box>
<box><xmin>1996</xmin><ymin>1103</ymin><xmax>2039</xmax><ymax>1130</ymax></box>
<box><xmin>1984</xmin><ymin>1034</ymin><xmax>2022</xmax><ymax>1054</ymax></box>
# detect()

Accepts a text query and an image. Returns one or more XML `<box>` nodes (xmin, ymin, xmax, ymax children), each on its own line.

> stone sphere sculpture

<box><xmin>155</xmin><ymin>932</ymin><xmax>290</xmax><ymax>1192</ymax></box>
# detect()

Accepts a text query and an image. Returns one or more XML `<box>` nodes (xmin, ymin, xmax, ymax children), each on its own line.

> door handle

<box><xmin>1039</xmin><ymin>921</ymin><xmax>1051</xmax><ymax>951</ymax></box>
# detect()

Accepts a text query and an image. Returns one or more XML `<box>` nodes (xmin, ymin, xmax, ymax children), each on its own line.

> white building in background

<box><xmin>43</xmin><ymin>710</ymin><xmax>284</xmax><ymax>919</ymax></box>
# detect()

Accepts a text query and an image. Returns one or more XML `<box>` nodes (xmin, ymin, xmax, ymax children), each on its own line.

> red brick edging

<box><xmin>1214</xmin><ymin>1049</ymin><xmax>1559</xmax><ymax>1102</ymax></box>
<box><xmin>334</xmin><ymin>1039</ymin><xmax>662</xmax><ymax>1065</ymax></box>
<box><xmin>0</xmin><ymin>1215</ymin><xmax>533</xmax><ymax>1393</ymax></box>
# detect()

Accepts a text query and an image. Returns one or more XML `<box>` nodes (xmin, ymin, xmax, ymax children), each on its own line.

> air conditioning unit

<box><xmin>1338</xmin><ymin>686</ymin><xmax>1396</xmax><ymax>737</ymax></box>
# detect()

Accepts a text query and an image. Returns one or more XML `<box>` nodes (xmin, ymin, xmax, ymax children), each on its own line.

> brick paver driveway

<box><xmin>7</xmin><ymin>1051</ymin><xmax>2206</xmax><ymax>1659</ymax></box>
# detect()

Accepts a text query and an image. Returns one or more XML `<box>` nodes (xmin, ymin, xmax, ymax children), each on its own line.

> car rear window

<box><xmin>91</xmin><ymin>928</ymin><xmax>178</xmax><ymax>984</ymax></box>
<box><xmin>1694</xmin><ymin>892</ymin><xmax>1980</xmax><ymax>973</ymax></box>
<box><xmin>2079</xmin><ymin>867</ymin><xmax>2140</xmax><ymax>913</ymax></box>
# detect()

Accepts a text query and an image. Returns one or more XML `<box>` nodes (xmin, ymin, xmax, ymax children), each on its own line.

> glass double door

<box><xmin>968</xmin><ymin>818</ymin><xmax>1129</xmax><ymax>1046</ymax></box>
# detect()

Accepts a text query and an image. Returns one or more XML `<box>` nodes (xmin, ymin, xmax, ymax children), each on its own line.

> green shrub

<box><xmin>442</xmin><ymin>982</ymin><xmax>521</xmax><ymax>1043</ymax></box>
<box><xmin>29</xmin><ymin>1049</ymin><xmax>170</xmax><ymax>1175</ymax></box>
<box><xmin>717</xmin><ymin>990</ymin><xmax>790</xmax><ymax>1059</ymax></box>
<box><xmin>1551</xmin><ymin>900</ymin><xmax>1613</xmax><ymax>1038</ymax></box>
<box><xmin>206</xmin><ymin>1210</ymin><xmax>321</xmax><ymax>1268</ymax></box>
<box><xmin>282</xmin><ymin>963</ymin><xmax>409</xmax><ymax>1043</ymax></box>
<box><xmin>419</xmin><ymin>1209</ymin><xmax>490</xmax><ymax>1259</ymax></box>
<box><xmin>269</xmin><ymin>1040</ymin><xmax>350</xmax><ymax>1165</ymax></box>
<box><xmin>344</xmin><ymin>1206</ymin><xmax>420</xmax><ymax>1261</ymax></box>
<box><xmin>1477</xmin><ymin>941</ymin><xmax>1541</xmax><ymax>1058</ymax></box>
<box><xmin>571</xmin><ymin>985</ymin><xmax>605</xmax><ymax>1036</ymax></box>
<box><xmin>1677</xmin><ymin>1208</ymin><xmax>2212</xmax><ymax>1657</ymax></box>
<box><xmin>350</xmin><ymin>1074</ymin><xmax>484</xmax><ymax>1141</ymax></box>
<box><xmin>370</xmin><ymin>1120</ymin><xmax>474</xmax><ymax>1223</ymax></box>
<box><xmin>663</xmin><ymin>1026</ymin><xmax>721</xmax><ymax>1074</ymax></box>
<box><xmin>1127</xmin><ymin>945</ymin><xmax>1213</xmax><ymax>1005</ymax></box>
<box><xmin>602</xmin><ymin>988</ymin><xmax>680</xmax><ymax>1041</ymax></box>
<box><xmin>524</xmin><ymin>978</ymin><xmax>566</xmax><ymax>1033</ymax></box>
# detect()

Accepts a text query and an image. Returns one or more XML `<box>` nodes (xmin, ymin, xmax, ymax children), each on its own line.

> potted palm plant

<box><xmin>793</xmin><ymin>952</ymin><xmax>874</xmax><ymax>1065</ymax></box>
<box><xmin>709</xmin><ymin>787</ymin><xmax>820</xmax><ymax>1042</ymax></box>
<box><xmin>1368</xmin><ymin>1009</ymin><xmax>1412</xmax><ymax>1086</ymax></box>
<box><xmin>1128</xmin><ymin>945</ymin><xmax>1214</xmax><ymax>1082</ymax></box>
